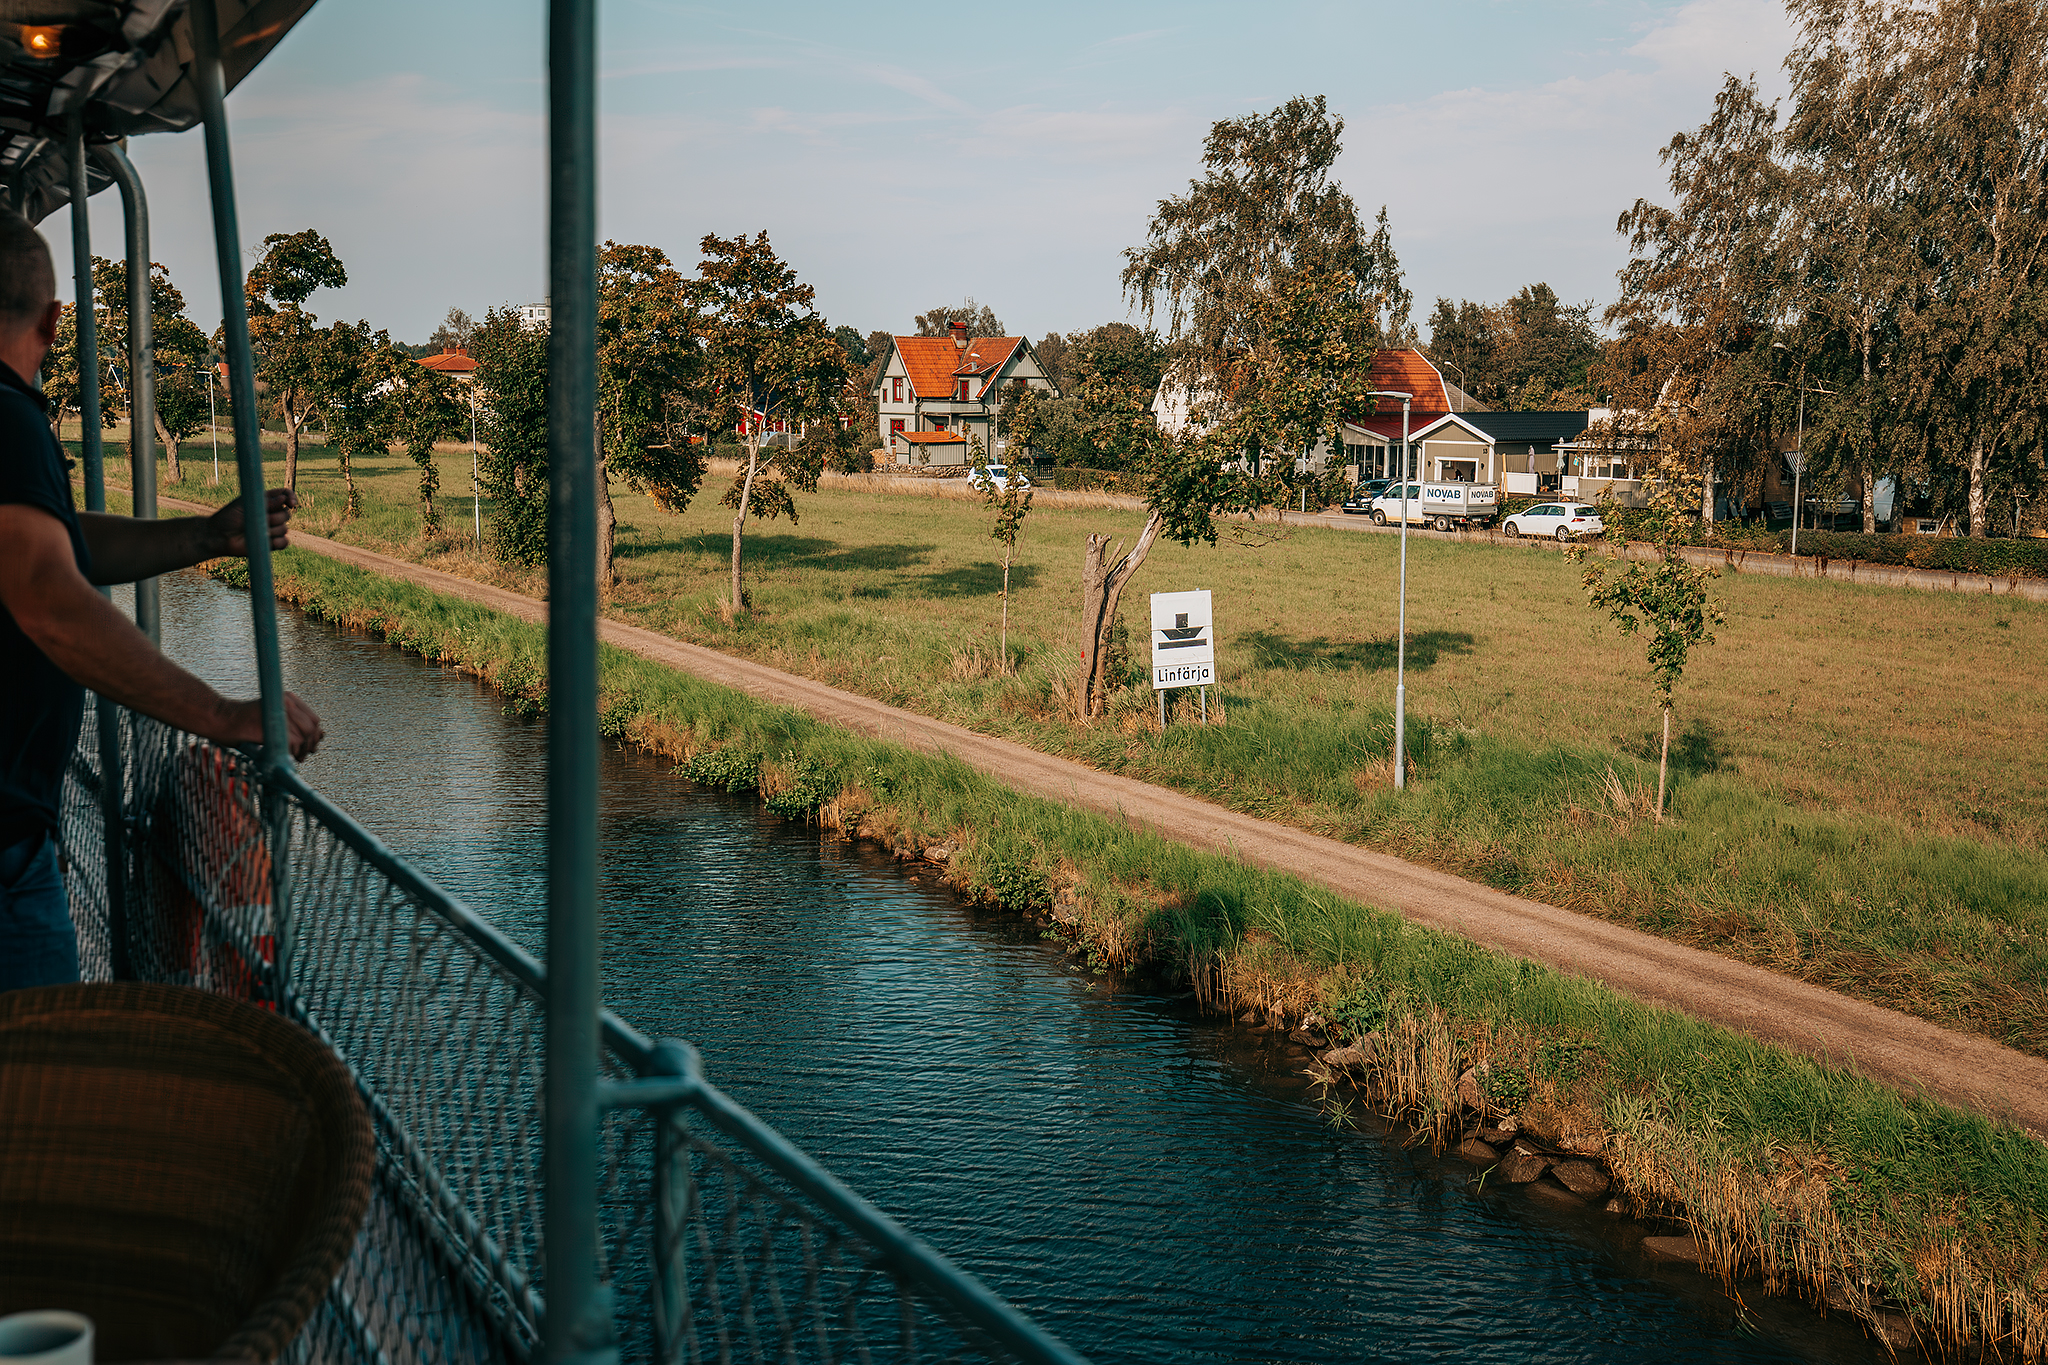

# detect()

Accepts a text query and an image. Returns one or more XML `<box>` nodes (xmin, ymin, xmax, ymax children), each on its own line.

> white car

<box><xmin>968</xmin><ymin>464</ymin><xmax>1031</xmax><ymax>493</ymax></box>
<box><xmin>1501</xmin><ymin>502</ymin><xmax>1605</xmax><ymax>542</ymax></box>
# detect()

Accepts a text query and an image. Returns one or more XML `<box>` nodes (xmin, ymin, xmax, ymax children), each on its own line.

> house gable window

<box><xmin>892</xmin><ymin>377</ymin><xmax>903</xmax><ymax>403</ymax></box>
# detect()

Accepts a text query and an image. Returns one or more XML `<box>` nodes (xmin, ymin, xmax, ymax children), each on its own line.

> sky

<box><xmin>48</xmin><ymin>0</ymin><xmax>1797</xmax><ymax>347</ymax></box>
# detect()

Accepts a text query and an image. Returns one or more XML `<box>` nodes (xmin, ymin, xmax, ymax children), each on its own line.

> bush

<box><xmin>681</xmin><ymin>745</ymin><xmax>761</xmax><ymax>793</ymax></box>
<box><xmin>976</xmin><ymin>853</ymin><xmax>1053</xmax><ymax>914</ymax></box>
<box><xmin>763</xmin><ymin>750</ymin><xmax>838</xmax><ymax>817</ymax></box>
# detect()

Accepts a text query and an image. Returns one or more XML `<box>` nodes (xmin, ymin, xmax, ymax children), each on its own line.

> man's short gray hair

<box><xmin>0</xmin><ymin>211</ymin><xmax>57</xmax><ymax>325</ymax></box>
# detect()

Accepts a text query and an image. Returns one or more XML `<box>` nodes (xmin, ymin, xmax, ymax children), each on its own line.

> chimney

<box><xmin>950</xmin><ymin>320</ymin><xmax>969</xmax><ymax>349</ymax></box>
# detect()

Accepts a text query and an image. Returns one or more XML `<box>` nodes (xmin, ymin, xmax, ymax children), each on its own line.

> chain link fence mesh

<box><xmin>57</xmin><ymin>699</ymin><xmax>1078</xmax><ymax>1365</ymax></box>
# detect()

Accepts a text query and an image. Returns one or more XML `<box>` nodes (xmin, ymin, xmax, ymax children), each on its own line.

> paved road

<box><xmin>174</xmin><ymin>496</ymin><xmax>2048</xmax><ymax>1135</ymax></box>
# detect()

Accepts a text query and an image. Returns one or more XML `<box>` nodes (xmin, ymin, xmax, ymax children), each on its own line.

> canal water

<box><xmin>149</xmin><ymin>568</ymin><xmax>1896</xmax><ymax>1364</ymax></box>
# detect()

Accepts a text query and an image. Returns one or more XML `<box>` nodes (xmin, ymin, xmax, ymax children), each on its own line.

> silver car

<box><xmin>1502</xmin><ymin>503</ymin><xmax>1605</xmax><ymax>542</ymax></box>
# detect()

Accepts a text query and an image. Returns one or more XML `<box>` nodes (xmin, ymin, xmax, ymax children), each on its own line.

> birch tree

<box><xmin>1063</xmin><ymin>95</ymin><xmax>1407</xmax><ymax>719</ymax></box>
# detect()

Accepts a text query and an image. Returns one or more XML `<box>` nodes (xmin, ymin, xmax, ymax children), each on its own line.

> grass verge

<box><xmin>114</xmin><ymin>438</ymin><xmax>2048</xmax><ymax>1064</ymax></box>
<box><xmin>210</xmin><ymin>545</ymin><xmax>2048</xmax><ymax>1361</ymax></box>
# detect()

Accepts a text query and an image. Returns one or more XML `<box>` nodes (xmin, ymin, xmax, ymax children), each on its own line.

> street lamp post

<box><xmin>1368</xmin><ymin>388</ymin><xmax>1413</xmax><ymax>789</ymax></box>
<box><xmin>470</xmin><ymin>384</ymin><xmax>481</xmax><ymax>549</ymax></box>
<box><xmin>1774</xmin><ymin>342</ymin><xmax>1808</xmax><ymax>556</ymax></box>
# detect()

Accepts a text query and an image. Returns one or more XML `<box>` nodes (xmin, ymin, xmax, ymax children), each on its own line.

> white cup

<box><xmin>0</xmin><ymin>1313</ymin><xmax>92</xmax><ymax>1365</ymax></box>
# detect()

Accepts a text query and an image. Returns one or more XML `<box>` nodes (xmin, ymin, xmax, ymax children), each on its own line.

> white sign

<box><xmin>1150</xmin><ymin>590</ymin><xmax>1215</xmax><ymax>690</ymax></box>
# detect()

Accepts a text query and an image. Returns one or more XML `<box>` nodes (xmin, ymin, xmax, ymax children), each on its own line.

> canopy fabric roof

<box><xmin>1</xmin><ymin>0</ymin><xmax>316</xmax><ymax>222</ymax></box>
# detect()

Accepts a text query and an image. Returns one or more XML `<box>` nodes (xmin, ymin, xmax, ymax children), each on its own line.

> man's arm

<box><xmin>0</xmin><ymin>502</ymin><xmax>323</xmax><ymax>760</ymax></box>
<box><xmin>76</xmin><ymin>487</ymin><xmax>299</xmax><ymax>586</ymax></box>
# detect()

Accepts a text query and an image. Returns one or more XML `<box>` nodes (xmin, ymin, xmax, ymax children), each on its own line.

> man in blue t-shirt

<box><xmin>0</xmin><ymin>210</ymin><xmax>325</xmax><ymax>991</ymax></box>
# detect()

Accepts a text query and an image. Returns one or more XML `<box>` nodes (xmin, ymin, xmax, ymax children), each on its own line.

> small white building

<box><xmin>875</xmin><ymin>323</ymin><xmax>1059</xmax><ymax>466</ymax></box>
<box><xmin>516</xmin><ymin>301</ymin><xmax>551</xmax><ymax>330</ymax></box>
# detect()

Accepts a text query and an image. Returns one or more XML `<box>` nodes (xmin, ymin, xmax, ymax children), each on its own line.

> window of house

<box><xmin>889</xmin><ymin>419</ymin><xmax>905</xmax><ymax>441</ymax></box>
<box><xmin>958</xmin><ymin>379</ymin><xmax>971</xmax><ymax>400</ymax></box>
<box><xmin>891</xmin><ymin>377</ymin><xmax>903</xmax><ymax>403</ymax></box>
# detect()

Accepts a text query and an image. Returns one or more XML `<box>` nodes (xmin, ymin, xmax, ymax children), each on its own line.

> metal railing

<box><xmin>60</xmin><ymin>700</ymin><xmax>1086</xmax><ymax>1365</ymax></box>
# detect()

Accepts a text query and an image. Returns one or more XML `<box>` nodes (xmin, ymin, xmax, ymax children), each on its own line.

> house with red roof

<box><xmin>875</xmin><ymin>322</ymin><xmax>1060</xmax><ymax>465</ymax></box>
<box><xmin>416</xmin><ymin>345</ymin><xmax>477</xmax><ymax>383</ymax></box>
<box><xmin>1154</xmin><ymin>348</ymin><xmax>1479</xmax><ymax>481</ymax></box>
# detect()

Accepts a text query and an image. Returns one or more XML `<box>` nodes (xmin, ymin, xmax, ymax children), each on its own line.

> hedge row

<box><xmin>1704</xmin><ymin>526</ymin><xmax>2048</xmax><ymax>578</ymax></box>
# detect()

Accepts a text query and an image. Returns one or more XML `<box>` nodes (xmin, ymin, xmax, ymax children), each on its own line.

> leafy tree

<box><xmin>831</xmin><ymin>325</ymin><xmax>871</xmax><ymax>371</ymax></box>
<box><xmin>40</xmin><ymin>306</ymin><xmax>89</xmax><ymax>441</ymax></box>
<box><xmin>971</xmin><ymin>435</ymin><xmax>1033</xmax><ymax>667</ymax></box>
<box><xmin>82</xmin><ymin>255</ymin><xmax>212</xmax><ymax>484</ymax></box>
<box><xmin>302</xmin><ymin>320</ymin><xmax>401</xmax><ymax>521</ymax></box>
<box><xmin>428</xmin><ymin>306</ymin><xmax>476</xmax><ymax>351</ymax></box>
<box><xmin>382</xmin><ymin>351</ymin><xmax>466</xmax><ymax>536</ymax></box>
<box><xmin>473</xmin><ymin>306</ymin><xmax>551</xmax><ymax>564</ymax></box>
<box><xmin>1123</xmin><ymin>96</ymin><xmax>1408</xmax><ymax>479</ymax></box>
<box><xmin>1890</xmin><ymin>0</ymin><xmax>2048</xmax><ymax>536</ymax></box>
<box><xmin>1044</xmin><ymin>95</ymin><xmax>1409</xmax><ymax>718</ymax></box>
<box><xmin>915</xmin><ymin>298</ymin><xmax>1004</xmax><ymax>337</ymax></box>
<box><xmin>1570</xmin><ymin>461</ymin><xmax>1724</xmax><ymax>824</ymax></box>
<box><xmin>245</xmin><ymin>229</ymin><xmax>348</xmax><ymax>491</ymax></box>
<box><xmin>1609</xmin><ymin>76</ymin><xmax>1793</xmax><ymax>518</ymax></box>
<box><xmin>687</xmin><ymin>232</ymin><xmax>852</xmax><ymax>614</ymax></box>
<box><xmin>1032</xmin><ymin>332</ymin><xmax>1073</xmax><ymax>392</ymax></box>
<box><xmin>1425</xmin><ymin>285</ymin><xmax>1602</xmax><ymax>409</ymax></box>
<box><xmin>598</xmin><ymin>241</ymin><xmax>707</xmax><ymax>582</ymax></box>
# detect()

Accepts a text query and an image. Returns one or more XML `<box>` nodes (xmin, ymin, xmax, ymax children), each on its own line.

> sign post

<box><xmin>1151</xmin><ymin>590</ymin><xmax>1215</xmax><ymax>728</ymax></box>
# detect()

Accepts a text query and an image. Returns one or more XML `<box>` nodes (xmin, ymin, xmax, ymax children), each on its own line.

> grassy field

<box><xmin>89</xmin><ymin>424</ymin><xmax>2048</xmax><ymax>1059</ymax></box>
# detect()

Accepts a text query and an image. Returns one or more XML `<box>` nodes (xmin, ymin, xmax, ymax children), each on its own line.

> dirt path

<box><xmin>173</xmin><ymin>497</ymin><xmax>2048</xmax><ymax>1135</ymax></box>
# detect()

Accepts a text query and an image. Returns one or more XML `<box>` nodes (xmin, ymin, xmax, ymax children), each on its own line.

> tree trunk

<box><xmin>1077</xmin><ymin>511</ymin><xmax>1163</xmax><ymax>718</ymax></box>
<box><xmin>339</xmin><ymin>443</ymin><xmax>359</xmax><ymax>520</ymax></box>
<box><xmin>1860</xmin><ymin>326</ymin><xmax>1877</xmax><ymax>533</ymax></box>
<box><xmin>282</xmin><ymin>391</ymin><xmax>301</xmax><ymax>492</ymax></box>
<box><xmin>731</xmin><ymin>432</ymin><xmax>764</xmax><ymax>613</ymax></box>
<box><xmin>596</xmin><ymin>453</ymin><xmax>617</xmax><ymax>588</ymax></box>
<box><xmin>1656</xmin><ymin>704</ymin><xmax>1671</xmax><ymax>825</ymax></box>
<box><xmin>1701</xmin><ymin>459</ymin><xmax>1715</xmax><ymax>522</ymax></box>
<box><xmin>153</xmin><ymin>413</ymin><xmax>183</xmax><ymax>486</ymax></box>
<box><xmin>1968</xmin><ymin>429</ymin><xmax>1988</xmax><ymax>538</ymax></box>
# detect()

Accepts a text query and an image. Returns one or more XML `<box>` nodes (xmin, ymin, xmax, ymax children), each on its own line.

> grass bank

<box><xmin>201</xmin><ymin>545</ymin><xmax>2048</xmax><ymax>1361</ymax></box>
<box><xmin>107</xmin><ymin>435</ymin><xmax>2048</xmax><ymax>1065</ymax></box>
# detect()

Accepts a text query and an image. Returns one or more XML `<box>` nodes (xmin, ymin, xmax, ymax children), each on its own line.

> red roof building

<box><xmin>417</xmin><ymin>345</ymin><xmax>477</xmax><ymax>382</ymax></box>
<box><xmin>875</xmin><ymin>321</ymin><xmax>1060</xmax><ymax>465</ymax></box>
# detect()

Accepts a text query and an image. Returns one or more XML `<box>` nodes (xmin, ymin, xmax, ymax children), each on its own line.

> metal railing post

<box><xmin>188</xmin><ymin>0</ymin><xmax>294</xmax><ymax>1000</ymax></box>
<box><xmin>70</xmin><ymin>114</ymin><xmax>131</xmax><ymax>977</ymax></box>
<box><xmin>94</xmin><ymin>141</ymin><xmax>158</xmax><ymax>645</ymax></box>
<box><xmin>543</xmin><ymin>1</ymin><xmax>611</xmax><ymax>1361</ymax></box>
<box><xmin>645</xmin><ymin>1040</ymin><xmax>697</xmax><ymax>1364</ymax></box>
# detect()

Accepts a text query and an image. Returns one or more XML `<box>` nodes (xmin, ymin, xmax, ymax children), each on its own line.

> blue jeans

<box><xmin>0</xmin><ymin>830</ymin><xmax>78</xmax><ymax>991</ymax></box>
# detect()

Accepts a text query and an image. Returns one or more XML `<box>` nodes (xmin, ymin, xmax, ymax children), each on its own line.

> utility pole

<box><xmin>1368</xmin><ymin>388</ymin><xmax>1413</xmax><ymax>789</ymax></box>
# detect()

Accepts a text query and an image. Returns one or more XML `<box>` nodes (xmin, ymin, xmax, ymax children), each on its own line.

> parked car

<box><xmin>1368</xmin><ymin>482</ymin><xmax>1499</xmax><ymax>531</ymax></box>
<box><xmin>968</xmin><ymin>464</ymin><xmax>1031</xmax><ymax>493</ymax></box>
<box><xmin>1501</xmin><ymin>502</ymin><xmax>1605</xmax><ymax>541</ymax></box>
<box><xmin>1342</xmin><ymin>479</ymin><xmax>1393</xmax><ymax>513</ymax></box>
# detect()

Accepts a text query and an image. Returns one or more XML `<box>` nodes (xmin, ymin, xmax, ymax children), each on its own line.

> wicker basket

<box><xmin>0</xmin><ymin>983</ymin><xmax>374</xmax><ymax>1362</ymax></box>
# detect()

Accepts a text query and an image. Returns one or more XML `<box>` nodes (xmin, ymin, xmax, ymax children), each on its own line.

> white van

<box><xmin>1368</xmin><ymin>482</ymin><xmax>1499</xmax><ymax>531</ymax></box>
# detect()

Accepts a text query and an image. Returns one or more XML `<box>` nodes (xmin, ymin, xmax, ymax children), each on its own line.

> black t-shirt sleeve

<box><xmin>0</xmin><ymin>387</ymin><xmax>90</xmax><ymax>578</ymax></box>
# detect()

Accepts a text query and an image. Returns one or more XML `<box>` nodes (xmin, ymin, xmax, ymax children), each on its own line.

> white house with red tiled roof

<box><xmin>876</xmin><ymin>322</ymin><xmax>1060</xmax><ymax>465</ymax></box>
